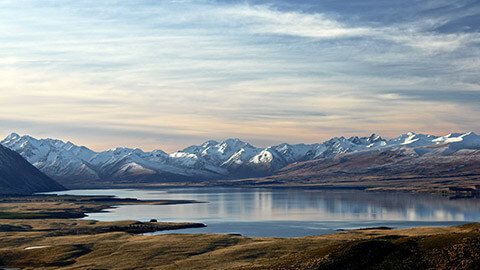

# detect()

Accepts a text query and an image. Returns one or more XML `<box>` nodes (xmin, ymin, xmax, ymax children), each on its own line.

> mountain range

<box><xmin>0</xmin><ymin>144</ymin><xmax>65</xmax><ymax>194</ymax></box>
<box><xmin>2</xmin><ymin>132</ymin><xmax>480</xmax><ymax>188</ymax></box>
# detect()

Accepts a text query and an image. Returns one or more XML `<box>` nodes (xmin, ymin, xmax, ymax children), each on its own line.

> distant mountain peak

<box><xmin>368</xmin><ymin>133</ymin><xmax>383</xmax><ymax>142</ymax></box>
<box><xmin>348</xmin><ymin>134</ymin><xmax>384</xmax><ymax>145</ymax></box>
<box><xmin>201</xmin><ymin>140</ymin><xmax>219</xmax><ymax>147</ymax></box>
<box><xmin>221</xmin><ymin>138</ymin><xmax>249</xmax><ymax>145</ymax></box>
<box><xmin>5</xmin><ymin>132</ymin><xmax>20</xmax><ymax>141</ymax></box>
<box><xmin>2</xmin><ymin>131</ymin><xmax>479</xmax><ymax>186</ymax></box>
<box><xmin>445</xmin><ymin>132</ymin><xmax>464</xmax><ymax>138</ymax></box>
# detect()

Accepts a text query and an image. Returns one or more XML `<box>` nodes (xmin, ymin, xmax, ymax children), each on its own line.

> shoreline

<box><xmin>54</xmin><ymin>183</ymin><xmax>480</xmax><ymax>199</ymax></box>
<box><xmin>0</xmin><ymin>194</ymin><xmax>203</xmax><ymax>220</ymax></box>
<box><xmin>0</xmin><ymin>193</ymin><xmax>479</xmax><ymax>268</ymax></box>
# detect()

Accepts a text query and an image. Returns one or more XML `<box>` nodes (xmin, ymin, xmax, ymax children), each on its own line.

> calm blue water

<box><xmin>44</xmin><ymin>188</ymin><xmax>480</xmax><ymax>237</ymax></box>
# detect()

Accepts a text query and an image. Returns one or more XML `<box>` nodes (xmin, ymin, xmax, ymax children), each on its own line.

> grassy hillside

<box><xmin>0</xmin><ymin>222</ymin><xmax>479</xmax><ymax>269</ymax></box>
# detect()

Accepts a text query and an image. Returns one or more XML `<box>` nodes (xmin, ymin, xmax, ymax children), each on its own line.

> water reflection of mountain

<box><xmin>49</xmin><ymin>188</ymin><xmax>480</xmax><ymax>223</ymax></box>
<box><xmin>262</xmin><ymin>190</ymin><xmax>480</xmax><ymax>221</ymax></box>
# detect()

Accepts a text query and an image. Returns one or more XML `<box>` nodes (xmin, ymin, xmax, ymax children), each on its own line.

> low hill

<box><xmin>0</xmin><ymin>144</ymin><xmax>65</xmax><ymax>195</ymax></box>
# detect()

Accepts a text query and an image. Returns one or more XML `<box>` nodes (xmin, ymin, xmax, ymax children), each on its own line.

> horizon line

<box><xmin>1</xmin><ymin>130</ymin><xmax>476</xmax><ymax>154</ymax></box>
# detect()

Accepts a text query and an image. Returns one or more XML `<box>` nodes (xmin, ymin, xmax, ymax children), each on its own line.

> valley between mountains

<box><xmin>2</xmin><ymin>132</ymin><xmax>480</xmax><ymax>193</ymax></box>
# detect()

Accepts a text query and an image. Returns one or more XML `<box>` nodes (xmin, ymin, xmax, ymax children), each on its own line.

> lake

<box><xmin>46</xmin><ymin>188</ymin><xmax>480</xmax><ymax>237</ymax></box>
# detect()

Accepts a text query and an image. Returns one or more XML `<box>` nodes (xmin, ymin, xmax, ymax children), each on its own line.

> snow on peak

<box><xmin>219</xmin><ymin>138</ymin><xmax>252</xmax><ymax>149</ymax></box>
<box><xmin>445</xmin><ymin>133</ymin><xmax>465</xmax><ymax>138</ymax></box>
<box><xmin>4</xmin><ymin>132</ymin><xmax>20</xmax><ymax>141</ymax></box>
<box><xmin>389</xmin><ymin>132</ymin><xmax>438</xmax><ymax>147</ymax></box>
<box><xmin>348</xmin><ymin>134</ymin><xmax>385</xmax><ymax>145</ymax></box>
<box><xmin>367</xmin><ymin>134</ymin><xmax>383</xmax><ymax>143</ymax></box>
<box><xmin>446</xmin><ymin>132</ymin><xmax>480</xmax><ymax>152</ymax></box>
<box><xmin>0</xmin><ymin>133</ymin><xmax>99</xmax><ymax>180</ymax></box>
<box><xmin>202</xmin><ymin>140</ymin><xmax>219</xmax><ymax>147</ymax></box>
<box><xmin>251</xmin><ymin>149</ymin><xmax>274</xmax><ymax>164</ymax></box>
<box><xmin>181</xmin><ymin>140</ymin><xmax>220</xmax><ymax>154</ymax></box>
<box><xmin>2</xmin><ymin>131</ymin><xmax>480</xmax><ymax>182</ymax></box>
<box><xmin>401</xmin><ymin>134</ymin><xmax>419</xmax><ymax>145</ymax></box>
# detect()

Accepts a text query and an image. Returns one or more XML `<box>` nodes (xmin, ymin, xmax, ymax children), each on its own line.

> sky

<box><xmin>1</xmin><ymin>0</ymin><xmax>479</xmax><ymax>152</ymax></box>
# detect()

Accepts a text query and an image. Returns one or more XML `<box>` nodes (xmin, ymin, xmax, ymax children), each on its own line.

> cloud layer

<box><xmin>0</xmin><ymin>0</ymin><xmax>479</xmax><ymax>151</ymax></box>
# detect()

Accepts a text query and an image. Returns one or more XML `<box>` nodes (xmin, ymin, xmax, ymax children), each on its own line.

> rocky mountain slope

<box><xmin>239</xmin><ymin>132</ymin><xmax>480</xmax><ymax>192</ymax></box>
<box><xmin>0</xmin><ymin>144</ymin><xmax>65</xmax><ymax>195</ymax></box>
<box><xmin>2</xmin><ymin>132</ymin><xmax>480</xmax><ymax>188</ymax></box>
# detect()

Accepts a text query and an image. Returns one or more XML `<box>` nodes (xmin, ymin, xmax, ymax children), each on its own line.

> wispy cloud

<box><xmin>222</xmin><ymin>5</ymin><xmax>372</xmax><ymax>39</ymax></box>
<box><xmin>219</xmin><ymin>4</ymin><xmax>480</xmax><ymax>52</ymax></box>
<box><xmin>386</xmin><ymin>89</ymin><xmax>480</xmax><ymax>104</ymax></box>
<box><xmin>0</xmin><ymin>0</ymin><xmax>479</xmax><ymax>149</ymax></box>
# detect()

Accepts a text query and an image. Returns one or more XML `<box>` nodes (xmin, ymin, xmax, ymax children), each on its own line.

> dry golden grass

<box><xmin>1</xmin><ymin>219</ymin><xmax>479</xmax><ymax>269</ymax></box>
<box><xmin>1</xmin><ymin>195</ymin><xmax>479</xmax><ymax>269</ymax></box>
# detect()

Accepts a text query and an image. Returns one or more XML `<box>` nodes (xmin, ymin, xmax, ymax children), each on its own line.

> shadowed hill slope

<box><xmin>0</xmin><ymin>144</ymin><xmax>65</xmax><ymax>195</ymax></box>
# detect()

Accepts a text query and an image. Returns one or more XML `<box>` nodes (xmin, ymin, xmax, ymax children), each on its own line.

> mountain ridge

<box><xmin>2</xmin><ymin>132</ymin><xmax>480</xmax><ymax>187</ymax></box>
<box><xmin>0</xmin><ymin>144</ymin><xmax>65</xmax><ymax>195</ymax></box>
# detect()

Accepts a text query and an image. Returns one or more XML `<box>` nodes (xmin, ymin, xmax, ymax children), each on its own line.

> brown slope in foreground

<box><xmin>225</xmin><ymin>146</ymin><xmax>480</xmax><ymax>192</ymax></box>
<box><xmin>0</xmin><ymin>221</ymin><xmax>479</xmax><ymax>269</ymax></box>
<box><xmin>0</xmin><ymin>145</ymin><xmax>65</xmax><ymax>195</ymax></box>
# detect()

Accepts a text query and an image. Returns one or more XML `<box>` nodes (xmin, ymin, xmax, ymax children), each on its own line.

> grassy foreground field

<box><xmin>1</xmin><ymin>195</ymin><xmax>479</xmax><ymax>269</ymax></box>
<box><xmin>1</xmin><ymin>221</ymin><xmax>479</xmax><ymax>269</ymax></box>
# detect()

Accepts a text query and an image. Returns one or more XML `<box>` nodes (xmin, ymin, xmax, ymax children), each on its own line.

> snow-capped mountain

<box><xmin>264</xmin><ymin>132</ymin><xmax>480</xmax><ymax>189</ymax></box>
<box><xmin>2</xmin><ymin>132</ymin><xmax>480</xmax><ymax>187</ymax></box>
<box><xmin>1</xmin><ymin>133</ymin><xmax>99</xmax><ymax>182</ymax></box>
<box><xmin>0</xmin><ymin>143</ymin><xmax>65</xmax><ymax>194</ymax></box>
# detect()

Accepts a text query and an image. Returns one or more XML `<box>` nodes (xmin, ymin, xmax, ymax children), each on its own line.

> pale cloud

<box><xmin>0</xmin><ymin>0</ymin><xmax>479</xmax><ymax>150</ymax></box>
<box><xmin>222</xmin><ymin>4</ymin><xmax>480</xmax><ymax>52</ymax></box>
<box><xmin>221</xmin><ymin>5</ymin><xmax>372</xmax><ymax>39</ymax></box>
